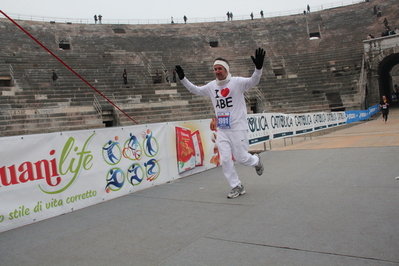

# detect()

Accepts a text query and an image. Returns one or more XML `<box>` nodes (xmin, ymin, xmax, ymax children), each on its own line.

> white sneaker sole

<box><xmin>227</xmin><ymin>190</ymin><xmax>246</xmax><ymax>199</ymax></box>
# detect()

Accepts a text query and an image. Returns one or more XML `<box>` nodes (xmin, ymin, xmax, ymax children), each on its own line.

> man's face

<box><xmin>214</xmin><ymin>64</ymin><xmax>228</xmax><ymax>80</ymax></box>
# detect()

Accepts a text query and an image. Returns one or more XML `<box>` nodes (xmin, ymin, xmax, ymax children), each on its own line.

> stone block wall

<box><xmin>0</xmin><ymin>0</ymin><xmax>397</xmax><ymax>136</ymax></box>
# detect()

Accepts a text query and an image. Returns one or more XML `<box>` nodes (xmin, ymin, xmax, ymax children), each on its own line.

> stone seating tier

<box><xmin>0</xmin><ymin>0</ymin><xmax>398</xmax><ymax>136</ymax></box>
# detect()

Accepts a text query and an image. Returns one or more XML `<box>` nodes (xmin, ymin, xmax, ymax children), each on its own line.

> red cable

<box><xmin>0</xmin><ymin>10</ymin><xmax>138</xmax><ymax>124</ymax></box>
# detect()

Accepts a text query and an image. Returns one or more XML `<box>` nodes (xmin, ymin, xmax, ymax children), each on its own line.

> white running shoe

<box><xmin>255</xmin><ymin>153</ymin><xmax>264</xmax><ymax>176</ymax></box>
<box><xmin>227</xmin><ymin>185</ymin><xmax>246</xmax><ymax>198</ymax></box>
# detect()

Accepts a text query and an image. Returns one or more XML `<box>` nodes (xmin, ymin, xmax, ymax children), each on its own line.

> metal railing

<box><xmin>9</xmin><ymin>64</ymin><xmax>14</xmax><ymax>80</ymax></box>
<box><xmin>111</xmin><ymin>93</ymin><xmax>121</xmax><ymax>126</ymax></box>
<box><xmin>253</xmin><ymin>87</ymin><xmax>264</xmax><ymax>101</ymax></box>
<box><xmin>93</xmin><ymin>94</ymin><xmax>102</xmax><ymax>120</ymax></box>
<box><xmin>245</xmin><ymin>87</ymin><xmax>264</xmax><ymax>104</ymax></box>
<box><xmin>1</xmin><ymin>0</ymin><xmax>365</xmax><ymax>25</ymax></box>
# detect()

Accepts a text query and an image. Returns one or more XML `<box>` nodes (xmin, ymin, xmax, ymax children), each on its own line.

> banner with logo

<box><xmin>293</xmin><ymin>113</ymin><xmax>314</xmax><ymax>135</ymax></box>
<box><xmin>346</xmin><ymin>104</ymin><xmax>380</xmax><ymax>124</ymax></box>
<box><xmin>0</xmin><ymin>119</ymin><xmax>222</xmax><ymax>232</ymax></box>
<box><xmin>247</xmin><ymin>111</ymin><xmax>347</xmax><ymax>145</ymax></box>
<box><xmin>0</xmin><ymin>107</ymin><xmax>377</xmax><ymax>232</ymax></box>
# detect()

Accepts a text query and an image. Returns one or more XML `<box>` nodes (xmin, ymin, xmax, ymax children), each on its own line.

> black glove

<box><xmin>174</xmin><ymin>65</ymin><xmax>185</xmax><ymax>80</ymax></box>
<box><xmin>251</xmin><ymin>48</ymin><xmax>266</xmax><ymax>70</ymax></box>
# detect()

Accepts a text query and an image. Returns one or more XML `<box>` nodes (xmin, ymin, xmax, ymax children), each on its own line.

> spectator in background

<box><xmin>154</xmin><ymin>69</ymin><xmax>161</xmax><ymax>83</ymax></box>
<box><xmin>172</xmin><ymin>69</ymin><xmax>176</xmax><ymax>83</ymax></box>
<box><xmin>381</xmin><ymin>28</ymin><xmax>394</xmax><ymax>37</ymax></box>
<box><xmin>183</xmin><ymin>15</ymin><xmax>187</xmax><ymax>24</ymax></box>
<box><xmin>98</xmin><ymin>14</ymin><xmax>102</xmax><ymax>24</ymax></box>
<box><xmin>260</xmin><ymin>10</ymin><xmax>264</xmax><ymax>18</ymax></box>
<box><xmin>250</xmin><ymin>12</ymin><xmax>254</xmax><ymax>20</ymax></box>
<box><xmin>383</xmin><ymin>18</ymin><xmax>388</xmax><ymax>28</ymax></box>
<box><xmin>123</xmin><ymin>69</ymin><xmax>128</xmax><ymax>85</ymax></box>
<box><xmin>379</xmin><ymin>95</ymin><xmax>390</xmax><ymax>123</ymax></box>
<box><xmin>51</xmin><ymin>70</ymin><xmax>58</xmax><ymax>86</ymax></box>
<box><xmin>307</xmin><ymin>4</ymin><xmax>310</xmax><ymax>13</ymax></box>
<box><xmin>376</xmin><ymin>6</ymin><xmax>382</xmax><ymax>17</ymax></box>
<box><xmin>94</xmin><ymin>15</ymin><xmax>98</xmax><ymax>24</ymax></box>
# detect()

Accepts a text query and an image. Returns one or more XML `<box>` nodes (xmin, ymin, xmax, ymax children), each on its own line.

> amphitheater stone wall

<box><xmin>0</xmin><ymin>0</ymin><xmax>398</xmax><ymax>136</ymax></box>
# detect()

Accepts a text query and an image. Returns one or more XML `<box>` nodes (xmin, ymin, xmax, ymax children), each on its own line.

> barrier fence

<box><xmin>0</xmin><ymin>104</ymin><xmax>379</xmax><ymax>232</ymax></box>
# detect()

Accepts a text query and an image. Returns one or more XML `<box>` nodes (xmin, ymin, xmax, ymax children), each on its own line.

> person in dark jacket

<box><xmin>380</xmin><ymin>95</ymin><xmax>390</xmax><ymax>123</ymax></box>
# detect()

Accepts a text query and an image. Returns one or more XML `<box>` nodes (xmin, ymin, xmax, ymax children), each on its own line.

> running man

<box><xmin>175</xmin><ymin>48</ymin><xmax>265</xmax><ymax>198</ymax></box>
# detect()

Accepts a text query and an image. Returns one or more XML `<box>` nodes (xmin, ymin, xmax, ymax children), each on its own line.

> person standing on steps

<box><xmin>174</xmin><ymin>48</ymin><xmax>266</xmax><ymax>199</ymax></box>
<box><xmin>123</xmin><ymin>69</ymin><xmax>128</xmax><ymax>85</ymax></box>
<box><xmin>51</xmin><ymin>70</ymin><xmax>58</xmax><ymax>86</ymax></box>
<box><xmin>172</xmin><ymin>69</ymin><xmax>177</xmax><ymax>83</ymax></box>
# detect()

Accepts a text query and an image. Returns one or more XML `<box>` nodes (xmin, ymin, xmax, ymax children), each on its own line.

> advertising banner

<box><xmin>292</xmin><ymin>113</ymin><xmax>314</xmax><ymax>135</ymax></box>
<box><xmin>368</xmin><ymin>104</ymin><xmax>380</xmax><ymax>117</ymax></box>
<box><xmin>0</xmin><ymin>124</ymin><xmax>169</xmax><ymax>232</ymax></box>
<box><xmin>248</xmin><ymin>111</ymin><xmax>347</xmax><ymax>145</ymax></box>
<box><xmin>167</xmin><ymin>119</ymin><xmax>220</xmax><ymax>177</ymax></box>
<box><xmin>326</xmin><ymin>111</ymin><xmax>347</xmax><ymax>128</ymax></box>
<box><xmin>1</xmin><ymin>107</ymin><xmax>376</xmax><ymax>232</ymax></box>
<box><xmin>247</xmin><ymin>113</ymin><xmax>271</xmax><ymax>145</ymax></box>
<box><xmin>269</xmin><ymin>113</ymin><xmax>295</xmax><ymax>139</ymax></box>
<box><xmin>345</xmin><ymin>104</ymin><xmax>379</xmax><ymax>124</ymax></box>
<box><xmin>312</xmin><ymin>112</ymin><xmax>328</xmax><ymax>131</ymax></box>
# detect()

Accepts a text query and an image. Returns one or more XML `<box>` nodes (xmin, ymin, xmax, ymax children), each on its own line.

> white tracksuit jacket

<box><xmin>180</xmin><ymin>68</ymin><xmax>263</xmax><ymax>188</ymax></box>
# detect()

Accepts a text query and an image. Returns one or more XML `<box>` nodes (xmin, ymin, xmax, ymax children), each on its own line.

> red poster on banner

<box><xmin>191</xmin><ymin>130</ymin><xmax>204</xmax><ymax>166</ymax></box>
<box><xmin>175</xmin><ymin>126</ymin><xmax>196</xmax><ymax>173</ymax></box>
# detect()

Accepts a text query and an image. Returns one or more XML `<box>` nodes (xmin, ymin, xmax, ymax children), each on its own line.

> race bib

<box><xmin>217</xmin><ymin>112</ymin><xmax>231</xmax><ymax>129</ymax></box>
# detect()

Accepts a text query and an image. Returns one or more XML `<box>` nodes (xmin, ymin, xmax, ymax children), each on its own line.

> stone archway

<box><xmin>378</xmin><ymin>53</ymin><xmax>399</xmax><ymax>100</ymax></box>
<box><xmin>363</xmin><ymin>35</ymin><xmax>399</xmax><ymax>106</ymax></box>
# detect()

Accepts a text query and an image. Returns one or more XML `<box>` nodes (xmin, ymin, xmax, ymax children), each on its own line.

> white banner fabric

<box><xmin>0</xmin><ymin>111</ymin><xmax>347</xmax><ymax>232</ymax></box>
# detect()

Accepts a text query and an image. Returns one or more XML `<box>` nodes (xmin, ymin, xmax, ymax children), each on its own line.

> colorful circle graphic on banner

<box><xmin>144</xmin><ymin>158</ymin><xmax>161</xmax><ymax>181</ymax></box>
<box><xmin>123</xmin><ymin>134</ymin><xmax>143</xmax><ymax>161</ymax></box>
<box><xmin>142</xmin><ymin>129</ymin><xmax>159</xmax><ymax>157</ymax></box>
<box><xmin>105</xmin><ymin>167</ymin><xmax>125</xmax><ymax>193</ymax></box>
<box><xmin>102</xmin><ymin>138</ymin><xmax>122</xmax><ymax>165</ymax></box>
<box><xmin>127</xmin><ymin>163</ymin><xmax>145</xmax><ymax>186</ymax></box>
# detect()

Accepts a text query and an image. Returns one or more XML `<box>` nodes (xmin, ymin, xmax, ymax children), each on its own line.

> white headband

<box><xmin>214</xmin><ymin>60</ymin><xmax>230</xmax><ymax>73</ymax></box>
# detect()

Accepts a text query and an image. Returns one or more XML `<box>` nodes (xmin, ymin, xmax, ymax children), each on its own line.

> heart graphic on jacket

<box><xmin>221</xmin><ymin>88</ymin><xmax>230</xmax><ymax>97</ymax></box>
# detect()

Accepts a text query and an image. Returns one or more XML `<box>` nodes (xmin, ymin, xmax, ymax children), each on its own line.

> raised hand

<box><xmin>174</xmin><ymin>65</ymin><xmax>185</xmax><ymax>80</ymax></box>
<box><xmin>251</xmin><ymin>48</ymin><xmax>266</xmax><ymax>70</ymax></box>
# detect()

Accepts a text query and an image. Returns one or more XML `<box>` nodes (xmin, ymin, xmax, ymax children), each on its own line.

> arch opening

<box><xmin>378</xmin><ymin>53</ymin><xmax>399</xmax><ymax>103</ymax></box>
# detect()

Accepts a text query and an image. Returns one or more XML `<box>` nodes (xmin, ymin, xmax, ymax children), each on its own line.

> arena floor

<box><xmin>1</xmin><ymin>108</ymin><xmax>399</xmax><ymax>266</ymax></box>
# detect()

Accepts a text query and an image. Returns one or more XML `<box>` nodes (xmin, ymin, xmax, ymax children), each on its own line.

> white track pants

<box><xmin>217</xmin><ymin>129</ymin><xmax>259</xmax><ymax>188</ymax></box>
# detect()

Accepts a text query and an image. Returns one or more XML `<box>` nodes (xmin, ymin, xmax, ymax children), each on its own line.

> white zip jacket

<box><xmin>180</xmin><ymin>68</ymin><xmax>262</xmax><ymax>131</ymax></box>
